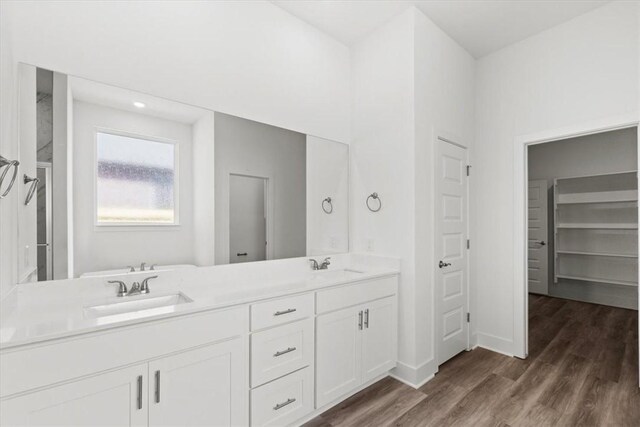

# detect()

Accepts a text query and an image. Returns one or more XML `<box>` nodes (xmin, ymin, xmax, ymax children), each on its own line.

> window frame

<box><xmin>93</xmin><ymin>127</ymin><xmax>180</xmax><ymax>229</ymax></box>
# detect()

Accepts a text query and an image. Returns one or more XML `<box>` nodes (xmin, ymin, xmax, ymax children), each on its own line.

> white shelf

<box><xmin>556</xmin><ymin>250</ymin><xmax>638</xmax><ymax>258</ymax></box>
<box><xmin>557</xmin><ymin>190</ymin><xmax>638</xmax><ymax>204</ymax></box>
<box><xmin>556</xmin><ymin>223</ymin><xmax>638</xmax><ymax>229</ymax></box>
<box><xmin>556</xmin><ymin>274</ymin><xmax>638</xmax><ymax>287</ymax></box>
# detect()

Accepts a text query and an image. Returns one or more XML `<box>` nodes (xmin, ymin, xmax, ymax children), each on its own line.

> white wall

<box><xmin>528</xmin><ymin>127</ymin><xmax>638</xmax><ymax>307</ymax></box>
<box><xmin>475</xmin><ymin>1</ymin><xmax>640</xmax><ymax>354</ymax></box>
<box><xmin>1</xmin><ymin>0</ymin><xmax>350</xmax><ymax>143</ymax></box>
<box><xmin>72</xmin><ymin>101</ymin><xmax>195</xmax><ymax>276</ymax></box>
<box><xmin>214</xmin><ymin>113</ymin><xmax>306</xmax><ymax>264</ymax></box>
<box><xmin>306</xmin><ymin>135</ymin><xmax>349</xmax><ymax>256</ymax></box>
<box><xmin>192</xmin><ymin>113</ymin><xmax>216</xmax><ymax>266</ymax></box>
<box><xmin>0</xmin><ymin>3</ymin><xmax>18</xmax><ymax>298</ymax></box>
<box><xmin>351</xmin><ymin>7</ymin><xmax>475</xmax><ymax>386</ymax></box>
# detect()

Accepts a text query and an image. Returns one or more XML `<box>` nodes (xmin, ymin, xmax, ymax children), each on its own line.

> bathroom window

<box><xmin>96</xmin><ymin>131</ymin><xmax>178</xmax><ymax>225</ymax></box>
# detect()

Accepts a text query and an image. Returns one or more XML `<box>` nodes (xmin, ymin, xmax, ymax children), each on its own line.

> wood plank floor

<box><xmin>305</xmin><ymin>295</ymin><xmax>639</xmax><ymax>427</ymax></box>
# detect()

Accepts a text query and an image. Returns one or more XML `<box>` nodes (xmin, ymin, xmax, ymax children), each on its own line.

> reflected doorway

<box><xmin>229</xmin><ymin>174</ymin><xmax>268</xmax><ymax>264</ymax></box>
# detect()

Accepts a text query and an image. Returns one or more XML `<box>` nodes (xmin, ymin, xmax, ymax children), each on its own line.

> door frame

<box><xmin>513</xmin><ymin>112</ymin><xmax>640</xmax><ymax>360</ymax></box>
<box><xmin>36</xmin><ymin>161</ymin><xmax>53</xmax><ymax>280</ymax></box>
<box><xmin>227</xmin><ymin>172</ymin><xmax>274</xmax><ymax>263</ymax></box>
<box><xmin>434</xmin><ymin>132</ymin><xmax>471</xmax><ymax>366</ymax></box>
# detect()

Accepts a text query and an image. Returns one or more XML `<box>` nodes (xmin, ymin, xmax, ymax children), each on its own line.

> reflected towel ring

<box><xmin>0</xmin><ymin>156</ymin><xmax>20</xmax><ymax>199</ymax></box>
<box><xmin>366</xmin><ymin>192</ymin><xmax>382</xmax><ymax>212</ymax></box>
<box><xmin>322</xmin><ymin>197</ymin><xmax>333</xmax><ymax>214</ymax></box>
<box><xmin>23</xmin><ymin>174</ymin><xmax>39</xmax><ymax>206</ymax></box>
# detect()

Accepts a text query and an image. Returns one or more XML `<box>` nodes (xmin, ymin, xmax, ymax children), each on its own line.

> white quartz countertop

<box><xmin>0</xmin><ymin>266</ymin><xmax>398</xmax><ymax>350</ymax></box>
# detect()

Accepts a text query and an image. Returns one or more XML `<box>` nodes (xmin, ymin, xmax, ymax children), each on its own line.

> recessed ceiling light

<box><xmin>133</xmin><ymin>101</ymin><xmax>146</xmax><ymax>108</ymax></box>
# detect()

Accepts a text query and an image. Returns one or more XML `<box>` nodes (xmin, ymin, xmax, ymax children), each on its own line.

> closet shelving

<box><xmin>554</xmin><ymin>171</ymin><xmax>638</xmax><ymax>288</ymax></box>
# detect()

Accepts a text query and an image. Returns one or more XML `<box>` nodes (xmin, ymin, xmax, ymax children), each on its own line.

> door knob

<box><xmin>439</xmin><ymin>260</ymin><xmax>451</xmax><ymax>268</ymax></box>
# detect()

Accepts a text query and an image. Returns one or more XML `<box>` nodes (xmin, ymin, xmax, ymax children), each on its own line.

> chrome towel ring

<box><xmin>0</xmin><ymin>155</ymin><xmax>20</xmax><ymax>199</ymax></box>
<box><xmin>23</xmin><ymin>174</ymin><xmax>39</xmax><ymax>206</ymax></box>
<box><xmin>322</xmin><ymin>197</ymin><xmax>333</xmax><ymax>214</ymax></box>
<box><xmin>366</xmin><ymin>192</ymin><xmax>381</xmax><ymax>212</ymax></box>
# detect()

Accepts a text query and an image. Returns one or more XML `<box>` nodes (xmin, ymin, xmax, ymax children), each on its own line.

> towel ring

<box><xmin>322</xmin><ymin>197</ymin><xmax>333</xmax><ymax>214</ymax></box>
<box><xmin>23</xmin><ymin>174</ymin><xmax>39</xmax><ymax>206</ymax></box>
<box><xmin>0</xmin><ymin>155</ymin><xmax>20</xmax><ymax>199</ymax></box>
<box><xmin>366</xmin><ymin>192</ymin><xmax>382</xmax><ymax>212</ymax></box>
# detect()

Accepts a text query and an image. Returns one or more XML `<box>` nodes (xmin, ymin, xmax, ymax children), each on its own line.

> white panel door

<box><xmin>436</xmin><ymin>139</ymin><xmax>469</xmax><ymax>365</ymax></box>
<box><xmin>148</xmin><ymin>338</ymin><xmax>247</xmax><ymax>427</ymax></box>
<box><xmin>229</xmin><ymin>174</ymin><xmax>267</xmax><ymax>263</ymax></box>
<box><xmin>361</xmin><ymin>297</ymin><xmax>397</xmax><ymax>382</ymax></box>
<box><xmin>528</xmin><ymin>180</ymin><xmax>549</xmax><ymax>295</ymax></box>
<box><xmin>0</xmin><ymin>364</ymin><xmax>147</xmax><ymax>427</ymax></box>
<box><xmin>315</xmin><ymin>305</ymin><xmax>362</xmax><ymax>408</ymax></box>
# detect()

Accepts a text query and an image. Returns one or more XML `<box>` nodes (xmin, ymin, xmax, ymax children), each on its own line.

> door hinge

<box><xmin>467</xmin><ymin>312</ymin><xmax>470</xmax><ymax>323</ymax></box>
<box><xmin>467</xmin><ymin>239</ymin><xmax>470</xmax><ymax>249</ymax></box>
<box><xmin>466</xmin><ymin>165</ymin><xmax>471</xmax><ymax>176</ymax></box>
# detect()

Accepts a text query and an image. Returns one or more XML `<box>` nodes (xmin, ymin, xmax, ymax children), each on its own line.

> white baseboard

<box><xmin>390</xmin><ymin>358</ymin><xmax>437</xmax><ymax>389</ymax></box>
<box><xmin>477</xmin><ymin>332</ymin><xmax>514</xmax><ymax>357</ymax></box>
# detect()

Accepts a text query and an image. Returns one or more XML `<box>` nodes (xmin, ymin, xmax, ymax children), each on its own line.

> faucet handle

<box><xmin>127</xmin><ymin>266</ymin><xmax>136</xmax><ymax>272</ymax></box>
<box><xmin>108</xmin><ymin>280</ymin><xmax>128</xmax><ymax>297</ymax></box>
<box><xmin>140</xmin><ymin>275</ymin><xmax>158</xmax><ymax>294</ymax></box>
<box><xmin>150</xmin><ymin>264</ymin><xmax>157</xmax><ymax>271</ymax></box>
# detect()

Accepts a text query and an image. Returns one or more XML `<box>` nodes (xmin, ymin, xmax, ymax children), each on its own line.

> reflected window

<box><xmin>96</xmin><ymin>131</ymin><xmax>177</xmax><ymax>225</ymax></box>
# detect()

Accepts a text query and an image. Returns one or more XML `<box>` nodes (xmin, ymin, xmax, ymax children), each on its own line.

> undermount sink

<box><xmin>84</xmin><ymin>292</ymin><xmax>193</xmax><ymax>320</ymax></box>
<box><xmin>311</xmin><ymin>269</ymin><xmax>365</xmax><ymax>280</ymax></box>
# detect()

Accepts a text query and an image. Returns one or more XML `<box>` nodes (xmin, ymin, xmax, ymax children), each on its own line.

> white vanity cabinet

<box><xmin>0</xmin><ymin>364</ymin><xmax>149</xmax><ymax>426</ymax></box>
<box><xmin>315</xmin><ymin>277</ymin><xmax>398</xmax><ymax>408</ymax></box>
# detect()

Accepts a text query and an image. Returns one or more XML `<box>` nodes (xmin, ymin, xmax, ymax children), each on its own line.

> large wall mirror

<box><xmin>17</xmin><ymin>64</ymin><xmax>349</xmax><ymax>282</ymax></box>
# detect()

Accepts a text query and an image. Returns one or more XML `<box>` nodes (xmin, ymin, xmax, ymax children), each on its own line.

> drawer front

<box><xmin>251</xmin><ymin>293</ymin><xmax>314</xmax><ymax>331</ymax></box>
<box><xmin>250</xmin><ymin>367</ymin><xmax>313</xmax><ymax>427</ymax></box>
<box><xmin>251</xmin><ymin>318</ymin><xmax>313</xmax><ymax>387</ymax></box>
<box><xmin>316</xmin><ymin>275</ymin><xmax>398</xmax><ymax>314</ymax></box>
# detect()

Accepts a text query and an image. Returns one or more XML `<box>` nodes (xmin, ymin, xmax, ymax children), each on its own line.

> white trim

<box><xmin>92</xmin><ymin>127</ymin><xmax>180</xmax><ymax>228</ymax></box>
<box><xmin>513</xmin><ymin>113</ymin><xmax>640</xmax><ymax>360</ymax></box>
<box><xmin>389</xmin><ymin>372</ymin><xmax>434</xmax><ymax>390</ymax></box>
<box><xmin>477</xmin><ymin>332</ymin><xmax>514</xmax><ymax>357</ymax></box>
<box><xmin>390</xmin><ymin>358</ymin><xmax>437</xmax><ymax>388</ymax></box>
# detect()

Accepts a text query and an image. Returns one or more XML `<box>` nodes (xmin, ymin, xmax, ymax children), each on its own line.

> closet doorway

<box><xmin>525</xmin><ymin>125</ymin><xmax>638</xmax><ymax>386</ymax></box>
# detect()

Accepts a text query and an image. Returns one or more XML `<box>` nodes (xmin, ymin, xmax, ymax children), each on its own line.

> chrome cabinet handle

<box><xmin>274</xmin><ymin>308</ymin><xmax>296</xmax><ymax>316</ymax></box>
<box><xmin>137</xmin><ymin>375</ymin><xmax>143</xmax><ymax>410</ymax></box>
<box><xmin>0</xmin><ymin>156</ymin><xmax>19</xmax><ymax>199</ymax></box>
<box><xmin>358</xmin><ymin>310</ymin><xmax>363</xmax><ymax>330</ymax></box>
<box><xmin>155</xmin><ymin>370</ymin><xmax>160</xmax><ymax>403</ymax></box>
<box><xmin>273</xmin><ymin>398</ymin><xmax>296</xmax><ymax>411</ymax></box>
<box><xmin>274</xmin><ymin>347</ymin><xmax>297</xmax><ymax>357</ymax></box>
<box><xmin>364</xmin><ymin>309</ymin><xmax>369</xmax><ymax>329</ymax></box>
<box><xmin>23</xmin><ymin>174</ymin><xmax>39</xmax><ymax>206</ymax></box>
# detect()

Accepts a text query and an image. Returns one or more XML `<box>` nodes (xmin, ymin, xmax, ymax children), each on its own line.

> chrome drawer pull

<box><xmin>364</xmin><ymin>309</ymin><xmax>369</xmax><ymax>329</ymax></box>
<box><xmin>274</xmin><ymin>346</ymin><xmax>297</xmax><ymax>357</ymax></box>
<box><xmin>274</xmin><ymin>308</ymin><xmax>296</xmax><ymax>316</ymax></box>
<box><xmin>155</xmin><ymin>370</ymin><xmax>160</xmax><ymax>403</ymax></box>
<box><xmin>273</xmin><ymin>398</ymin><xmax>296</xmax><ymax>411</ymax></box>
<box><xmin>136</xmin><ymin>375</ymin><xmax>143</xmax><ymax>410</ymax></box>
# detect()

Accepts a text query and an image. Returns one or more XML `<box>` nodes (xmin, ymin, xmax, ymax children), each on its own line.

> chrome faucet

<box><xmin>309</xmin><ymin>257</ymin><xmax>331</xmax><ymax>270</ymax></box>
<box><xmin>108</xmin><ymin>276</ymin><xmax>157</xmax><ymax>297</ymax></box>
<box><xmin>140</xmin><ymin>262</ymin><xmax>146</xmax><ymax>272</ymax></box>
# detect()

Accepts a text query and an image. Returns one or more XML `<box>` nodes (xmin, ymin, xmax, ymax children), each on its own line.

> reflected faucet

<box><xmin>309</xmin><ymin>257</ymin><xmax>331</xmax><ymax>271</ymax></box>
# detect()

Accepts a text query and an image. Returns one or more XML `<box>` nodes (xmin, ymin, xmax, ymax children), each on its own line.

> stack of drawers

<box><xmin>249</xmin><ymin>293</ymin><xmax>315</xmax><ymax>426</ymax></box>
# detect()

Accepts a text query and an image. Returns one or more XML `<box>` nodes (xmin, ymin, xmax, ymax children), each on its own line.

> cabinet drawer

<box><xmin>250</xmin><ymin>367</ymin><xmax>313</xmax><ymax>427</ymax></box>
<box><xmin>316</xmin><ymin>275</ymin><xmax>397</xmax><ymax>314</ymax></box>
<box><xmin>251</xmin><ymin>318</ymin><xmax>313</xmax><ymax>387</ymax></box>
<box><xmin>251</xmin><ymin>293</ymin><xmax>314</xmax><ymax>331</ymax></box>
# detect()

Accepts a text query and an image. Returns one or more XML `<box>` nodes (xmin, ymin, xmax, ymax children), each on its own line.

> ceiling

<box><xmin>272</xmin><ymin>1</ymin><xmax>610</xmax><ymax>58</ymax></box>
<box><xmin>69</xmin><ymin>76</ymin><xmax>210</xmax><ymax>124</ymax></box>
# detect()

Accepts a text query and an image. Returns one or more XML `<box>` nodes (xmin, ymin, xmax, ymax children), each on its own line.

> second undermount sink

<box><xmin>84</xmin><ymin>292</ymin><xmax>193</xmax><ymax>320</ymax></box>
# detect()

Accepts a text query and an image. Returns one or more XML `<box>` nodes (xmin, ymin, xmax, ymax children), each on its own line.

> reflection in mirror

<box><xmin>19</xmin><ymin>65</ymin><xmax>349</xmax><ymax>282</ymax></box>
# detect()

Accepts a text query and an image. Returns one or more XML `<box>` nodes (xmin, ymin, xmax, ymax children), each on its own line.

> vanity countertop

<box><xmin>0</xmin><ymin>266</ymin><xmax>399</xmax><ymax>350</ymax></box>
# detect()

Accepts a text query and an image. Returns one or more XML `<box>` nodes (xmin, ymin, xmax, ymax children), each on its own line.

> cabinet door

<box><xmin>315</xmin><ymin>306</ymin><xmax>362</xmax><ymax>408</ymax></box>
<box><xmin>148</xmin><ymin>337</ymin><xmax>247</xmax><ymax>427</ymax></box>
<box><xmin>362</xmin><ymin>297</ymin><xmax>397</xmax><ymax>383</ymax></box>
<box><xmin>0</xmin><ymin>364</ymin><xmax>147</xmax><ymax>427</ymax></box>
